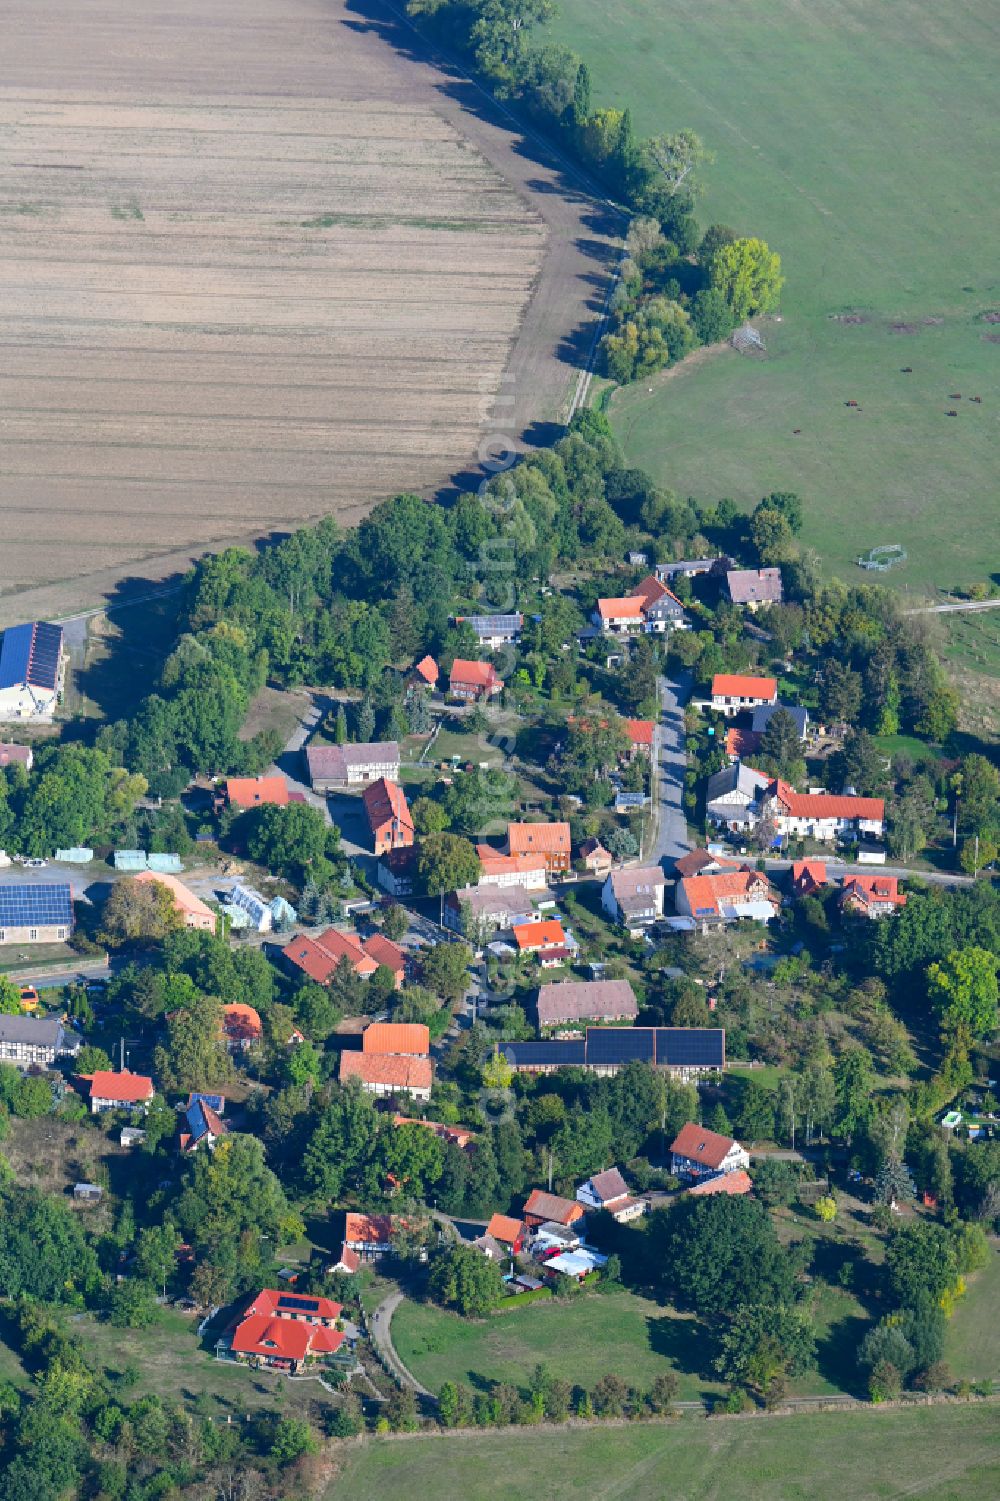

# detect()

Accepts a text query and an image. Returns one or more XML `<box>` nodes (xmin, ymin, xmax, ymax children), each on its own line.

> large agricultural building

<box><xmin>0</xmin><ymin>622</ymin><xmax>65</xmax><ymax>719</ymax></box>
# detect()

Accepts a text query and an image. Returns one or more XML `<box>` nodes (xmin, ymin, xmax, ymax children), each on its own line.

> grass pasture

<box><xmin>945</xmin><ymin>1241</ymin><xmax>1000</xmax><ymax>1384</ymax></box>
<box><xmin>330</xmin><ymin>1402</ymin><xmax>1000</xmax><ymax>1501</ymax></box>
<box><xmin>550</xmin><ymin>0</ymin><xmax>1000</xmax><ymax>595</ymax></box>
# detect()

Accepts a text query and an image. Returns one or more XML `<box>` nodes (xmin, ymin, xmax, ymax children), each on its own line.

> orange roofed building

<box><xmin>221</xmin><ymin>1002</ymin><xmax>263</xmax><ymax>1051</ymax></box>
<box><xmin>340</xmin><ymin>1051</ymin><xmax>432</xmax><ymax>1100</ymax></box>
<box><xmin>230</xmin><ymin>1289</ymin><xmax>344</xmax><ymax>1372</ymax></box>
<box><xmin>710</xmin><ymin>674</ymin><xmax>778</xmax><ymax>715</ymax></box>
<box><xmin>507</xmin><ymin>821</ymin><xmax>571</xmax><ymax>874</ymax></box>
<box><xmin>411</xmin><ymin>654</ymin><xmax>440</xmax><ymax>689</ymax></box>
<box><xmin>363</xmin><ymin>1021</ymin><xmax>430</xmax><ymax>1056</ymax></box>
<box><xmin>225</xmin><ymin>776</ymin><xmax>289</xmax><ymax>808</ymax></box>
<box><xmin>281</xmin><ymin>928</ymin><xmax>405</xmax><ymax>989</ymax></box>
<box><xmin>477</xmin><ymin>845</ymin><xmax>548</xmax><ymax>890</ymax></box>
<box><xmin>83</xmin><ymin>1070</ymin><xmax>155</xmax><ymax>1115</ymax></box>
<box><xmin>449</xmin><ymin>658</ymin><xmax>503</xmax><ymax>702</ymax></box>
<box><xmin>362</xmin><ymin>777</ymin><xmax>414</xmax><ymax>856</ymax></box>
<box><xmin>791</xmin><ymin>860</ymin><xmax>828</xmax><ymax>898</ymax></box>
<box><xmin>134</xmin><ymin>870</ymin><xmax>216</xmax><ymax>933</ymax></box>
<box><xmin>841</xmin><ymin>874</ymin><xmax>907</xmax><ymax>919</ymax></box>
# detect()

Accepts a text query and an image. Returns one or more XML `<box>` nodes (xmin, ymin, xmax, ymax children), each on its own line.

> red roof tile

<box><xmin>770</xmin><ymin>780</ymin><xmax>884</xmax><ymax>822</ymax></box>
<box><xmin>340</xmin><ymin>1053</ymin><xmax>433</xmax><ymax>1090</ymax></box>
<box><xmin>624</xmin><ymin>718</ymin><xmax>655</xmax><ymax>747</ymax></box>
<box><xmin>689</xmin><ymin>1169</ymin><xmax>753</xmax><ymax>1197</ymax></box>
<box><xmin>222</xmin><ymin>1002</ymin><xmax>262</xmax><ymax>1041</ymax></box>
<box><xmin>671</xmin><ymin>1122</ymin><xmax>740</xmax><ymax>1169</ymax></box>
<box><xmin>344</xmin><ymin>1213</ymin><xmax>393</xmax><ymax>1246</ymax></box>
<box><xmin>523</xmin><ymin>1189</ymin><xmax>585</xmax><ymax>1226</ymax></box>
<box><xmin>226</xmin><ymin>776</ymin><xmax>289</xmax><ymax>808</ymax></box>
<box><xmin>508</xmin><ymin>821</ymin><xmax>571</xmax><ymax>856</ymax></box>
<box><xmin>413</xmin><ymin>654</ymin><xmax>439</xmax><ymax>685</ymax></box>
<box><xmin>711</xmin><ymin>674</ymin><xmax>778</xmax><ymax>700</ymax></box>
<box><xmin>363</xmin><ymin>933</ymin><xmax>407</xmax><ymax>976</ymax></box>
<box><xmin>486</xmin><ymin>1214</ymin><xmax>525</xmax><ymax>1245</ymax></box>
<box><xmin>512</xmin><ymin>919</ymin><xmax>566</xmax><ymax>951</ymax></box>
<box><xmin>597</xmin><ymin>595</ymin><xmax>644</xmax><ymax>621</ymax></box>
<box><xmin>363</xmin><ymin>1021</ymin><xmax>429</xmax><ymax>1055</ymax></box>
<box><xmin>450</xmin><ymin>658</ymin><xmax>501</xmax><ymax>689</ymax></box>
<box><xmin>362</xmin><ymin>778</ymin><xmax>414</xmax><ymax>837</ymax></box>
<box><xmin>85</xmin><ymin>1070</ymin><xmax>154</xmax><ymax>1104</ymax></box>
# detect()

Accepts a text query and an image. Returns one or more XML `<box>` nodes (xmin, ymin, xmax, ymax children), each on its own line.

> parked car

<box><xmin>24</xmin><ymin>857</ymin><xmax>48</xmax><ymax>868</ymax></box>
<box><xmin>18</xmin><ymin>987</ymin><xmax>40</xmax><ymax>1011</ymax></box>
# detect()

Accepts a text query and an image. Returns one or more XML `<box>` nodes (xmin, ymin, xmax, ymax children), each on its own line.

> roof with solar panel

<box><xmin>0</xmin><ymin>883</ymin><xmax>74</xmax><ymax>928</ymax></box>
<box><xmin>0</xmin><ymin>622</ymin><xmax>64</xmax><ymax>692</ymax></box>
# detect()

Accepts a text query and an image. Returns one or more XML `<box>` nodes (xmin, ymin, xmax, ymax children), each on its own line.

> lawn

<box><xmin>330</xmin><ymin>1403</ymin><xmax>1000</xmax><ymax>1500</ymax></box>
<box><xmin>391</xmin><ymin>1288</ymin><xmax>725</xmax><ymax>1403</ymax></box>
<box><xmin>945</xmin><ymin>1239</ymin><xmax>1000</xmax><ymax>1384</ymax></box>
<box><xmin>549</xmin><ymin>0</ymin><xmax>1000</xmax><ymax>595</ymax></box>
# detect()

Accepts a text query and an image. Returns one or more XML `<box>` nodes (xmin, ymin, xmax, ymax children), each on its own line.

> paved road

<box><xmin>762</xmin><ymin>857</ymin><xmax>973</xmax><ymax>887</ymax></box>
<box><xmin>369</xmin><ymin>1292</ymin><xmax>432</xmax><ymax>1397</ymax></box>
<box><xmin>649</xmin><ymin>673</ymin><xmax>693</xmax><ymax>868</ymax></box>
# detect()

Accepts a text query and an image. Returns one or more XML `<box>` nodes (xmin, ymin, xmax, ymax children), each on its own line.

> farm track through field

<box><xmin>0</xmin><ymin>0</ymin><xmax>619</xmax><ymax>623</ymax></box>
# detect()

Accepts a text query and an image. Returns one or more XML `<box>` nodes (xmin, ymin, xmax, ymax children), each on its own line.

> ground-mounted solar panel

<box><xmin>654</xmin><ymin>1028</ymin><xmax>725</xmax><ymax>1068</ymax></box>
<box><xmin>584</xmin><ymin>1028</ymin><xmax>654</xmax><ymax>1065</ymax></box>
<box><xmin>0</xmin><ymin>624</ymin><xmax>34</xmax><ymax>691</ymax></box>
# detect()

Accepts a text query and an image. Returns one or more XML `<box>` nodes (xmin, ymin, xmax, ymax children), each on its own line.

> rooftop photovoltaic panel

<box><xmin>0</xmin><ymin>624</ymin><xmax>33</xmax><ymax>690</ymax></box>
<box><xmin>500</xmin><ymin>1040</ymin><xmax>585</xmax><ymax>1066</ymax></box>
<box><xmin>654</xmin><ymin>1028</ymin><xmax>725</xmax><ymax>1068</ymax></box>
<box><xmin>277</xmin><ymin>1295</ymin><xmax>319</xmax><ymax>1312</ymax></box>
<box><xmin>0</xmin><ymin>883</ymin><xmax>73</xmax><ymax>928</ymax></box>
<box><xmin>27</xmin><ymin>622</ymin><xmax>63</xmax><ymax>690</ymax></box>
<box><xmin>584</xmin><ymin>1028</ymin><xmax>654</xmax><ymax>1065</ymax></box>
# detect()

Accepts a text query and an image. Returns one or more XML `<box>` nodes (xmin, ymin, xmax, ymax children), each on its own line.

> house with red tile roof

<box><xmin>507</xmin><ymin>821</ymin><xmax>571</xmax><ymax>874</ymax></box>
<box><xmin>523</xmin><ymin>1188</ymin><xmax>586</xmax><ymax>1229</ymax></box>
<box><xmin>624</xmin><ymin>718</ymin><xmax>655</xmax><ymax>755</ymax></box>
<box><xmin>576</xmin><ymin>1166</ymin><xmax>646</xmax><ymax>1223</ymax></box>
<box><xmin>362</xmin><ymin>778</ymin><xmax>414</xmax><ymax>856</ymax></box>
<box><xmin>725</xmin><ymin>725</ymin><xmax>762</xmax><ymax>761</ymax></box>
<box><xmin>763</xmin><ymin>779</ymin><xmax>885</xmax><ymax>841</ymax></box>
<box><xmin>339</xmin><ymin>1052</ymin><xmax>433</xmax><ymax>1100</ymax></box>
<box><xmin>82</xmin><ymin>1070</ymin><xmax>155</xmax><ymax>1115</ymax></box>
<box><xmin>578</xmin><ymin>837</ymin><xmax>612</xmax><ymax>877</ymax></box>
<box><xmin>343</xmin><ymin>1213</ymin><xmax>394</xmax><ymax>1261</ymax></box>
<box><xmin>840</xmin><ymin>874</ymin><xmax>907</xmax><ymax>919</ymax></box>
<box><xmin>410</xmin><ymin>654</ymin><xmax>440</xmax><ymax>690</ymax></box>
<box><xmin>362</xmin><ymin>934</ymin><xmax>407</xmax><ymax>987</ymax></box>
<box><xmin>791</xmin><ymin>860</ymin><xmax>828</xmax><ymax>898</ymax></box>
<box><xmin>594</xmin><ymin>577</ymin><xmax>686</xmax><ymax>635</ymax></box>
<box><xmin>225</xmin><ymin>775</ymin><xmax>290</xmax><ymax>809</ymax></box>
<box><xmin>476</xmin><ymin>845</ymin><xmax>548</xmax><ymax>889</ymax></box>
<box><xmin>675</xmin><ymin>868</ymin><xmax>779</xmax><ymax>926</ymax></box>
<box><xmin>689</xmin><ymin>1168</ymin><xmax>753</xmax><ymax>1197</ymax></box>
<box><xmin>134</xmin><ymin>871</ymin><xmax>216</xmax><ymax>933</ymax></box>
<box><xmin>230</xmin><ymin>1289</ymin><xmax>344</xmax><ymax>1372</ymax></box>
<box><xmin>363</xmin><ymin>1021</ymin><xmax>429</xmax><ymax>1056</ymax></box>
<box><xmin>670</xmin><ymin>1123</ymin><xmax>750</xmax><ymax>1182</ymax></box>
<box><xmin>221</xmin><ymin>1003</ymin><xmax>262</xmax><ymax>1051</ymax></box>
<box><xmin>449</xmin><ymin>658</ymin><xmax>503</xmax><ymax>702</ymax></box>
<box><xmin>710</xmin><ymin>674</ymin><xmax>778</xmax><ymax>715</ymax></box>
<box><xmin>512</xmin><ymin>918</ymin><xmax>566</xmax><ymax>955</ymax></box>
<box><xmin>486</xmin><ymin>1213</ymin><xmax>526</xmax><ymax>1252</ymax></box>
<box><xmin>282</xmin><ymin>927</ymin><xmax>405</xmax><ymax>988</ymax></box>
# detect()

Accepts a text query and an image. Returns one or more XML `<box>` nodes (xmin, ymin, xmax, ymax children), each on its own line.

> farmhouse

<box><xmin>83</xmin><ymin>1070</ymin><xmax>154</xmax><ymax>1115</ymax></box>
<box><xmin>449</xmin><ymin>659</ymin><xmax>503</xmax><ymax>702</ymax></box>
<box><xmin>576</xmin><ymin>1166</ymin><xmax>646</xmax><ymax>1223</ymax></box>
<box><xmin>710</xmin><ymin>674</ymin><xmax>778</xmax><ymax>715</ymax></box>
<box><xmin>501</xmin><ymin>1026</ymin><xmax>725</xmax><ymax>1080</ymax></box>
<box><xmin>0</xmin><ymin>1014</ymin><xmax>79</xmax><ymax>1069</ymax></box>
<box><xmin>675</xmin><ymin>869</ymin><xmax>780</xmax><ymax>925</ymax></box>
<box><xmin>455</xmin><ymin>613</ymin><xmax>523</xmax><ymax>648</ymax></box>
<box><xmin>536</xmin><ymin>978</ymin><xmax>638</xmax><ymax>1031</ymax></box>
<box><xmin>339</xmin><ymin>1051</ymin><xmax>432</xmax><ymax>1100</ymax></box>
<box><xmin>523</xmin><ymin>1188</ymin><xmax>586</xmax><ymax>1230</ymax></box>
<box><xmin>0</xmin><ymin>621</ymin><xmax>65</xmax><ymax>719</ymax></box>
<box><xmin>362</xmin><ymin>777</ymin><xmax>414</xmax><ymax>855</ymax></box>
<box><xmin>670</xmin><ymin>1122</ymin><xmax>750</xmax><ymax>1183</ymax></box>
<box><xmin>476</xmin><ymin>845</ymin><xmax>549</xmax><ymax>889</ymax></box>
<box><xmin>602</xmin><ymin>866</ymin><xmax>666</xmax><ymax>929</ymax></box>
<box><xmin>762</xmin><ymin>780</ymin><xmax>885</xmax><ymax>841</ymax></box>
<box><xmin>305</xmin><ymin>741</ymin><xmax>399</xmax><ymax>791</ymax></box>
<box><xmin>282</xmin><ymin>927</ymin><xmax>404</xmax><ymax>988</ymax></box>
<box><xmin>230</xmin><ymin>1289</ymin><xmax>344</xmax><ymax>1373</ymax></box>
<box><xmin>0</xmin><ymin>883</ymin><xmax>74</xmax><ymax>945</ymax></box>
<box><xmin>224</xmin><ymin>775</ymin><xmax>289</xmax><ymax>808</ymax></box>
<box><xmin>840</xmin><ymin>874</ymin><xmax>907</xmax><ymax>918</ymax></box>
<box><xmin>726</xmin><ymin>567</ymin><xmax>783</xmax><ymax>610</ymax></box>
<box><xmin>507</xmin><ymin>821</ymin><xmax>571</xmax><ymax>874</ymax></box>
<box><xmin>134</xmin><ymin>871</ymin><xmax>215</xmax><ymax>932</ymax></box>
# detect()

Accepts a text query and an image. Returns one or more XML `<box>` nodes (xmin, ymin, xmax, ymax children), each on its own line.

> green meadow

<box><xmin>550</xmin><ymin>0</ymin><xmax>1000</xmax><ymax>595</ymax></box>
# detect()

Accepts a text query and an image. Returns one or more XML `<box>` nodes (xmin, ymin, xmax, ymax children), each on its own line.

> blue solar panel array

<box><xmin>0</xmin><ymin>621</ymin><xmax>62</xmax><ymax>692</ymax></box>
<box><xmin>0</xmin><ymin>883</ymin><xmax>73</xmax><ymax>929</ymax></box>
<box><xmin>585</xmin><ymin>1028</ymin><xmax>654</xmax><ymax>1064</ymax></box>
<box><xmin>501</xmin><ymin>1027</ymin><xmax>725</xmax><ymax>1072</ymax></box>
<box><xmin>655</xmin><ymin>1028</ymin><xmax>725</xmax><ymax>1068</ymax></box>
<box><xmin>501</xmin><ymin>1040</ymin><xmax>585</xmax><ymax>1067</ymax></box>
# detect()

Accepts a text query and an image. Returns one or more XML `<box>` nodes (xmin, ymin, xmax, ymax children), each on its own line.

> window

<box><xmin>29</xmin><ymin>929</ymin><xmax>37</xmax><ymax>941</ymax></box>
<box><xmin>57</xmin><ymin>928</ymin><xmax>66</xmax><ymax>939</ymax></box>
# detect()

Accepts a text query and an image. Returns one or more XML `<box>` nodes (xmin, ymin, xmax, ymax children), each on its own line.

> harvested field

<box><xmin>0</xmin><ymin>0</ymin><xmax>618</xmax><ymax>621</ymax></box>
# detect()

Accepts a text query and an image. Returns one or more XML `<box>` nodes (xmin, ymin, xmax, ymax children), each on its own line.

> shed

<box><xmin>113</xmin><ymin>850</ymin><xmax>148</xmax><ymax>871</ymax></box>
<box><xmin>55</xmin><ymin>848</ymin><xmax>94</xmax><ymax>864</ymax></box>
<box><xmin>146</xmin><ymin>853</ymin><xmax>183</xmax><ymax>874</ymax></box>
<box><xmin>73</xmin><ymin>1182</ymin><xmax>103</xmax><ymax>1202</ymax></box>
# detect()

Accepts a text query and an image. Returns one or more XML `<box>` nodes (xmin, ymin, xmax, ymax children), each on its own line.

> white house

<box><xmin>762</xmin><ymin>780</ymin><xmax>885</xmax><ymax>842</ymax></box>
<box><xmin>0</xmin><ymin>1015</ymin><xmax>78</xmax><ymax>1069</ymax></box>
<box><xmin>455</xmin><ymin>613</ymin><xmax>523</xmax><ymax>649</ymax></box>
<box><xmin>705</xmin><ymin>763</ymin><xmax>770</xmax><ymax>829</ymax></box>
<box><xmin>710</xmin><ymin>674</ymin><xmax>778</xmax><ymax>715</ymax></box>
<box><xmin>675</xmin><ymin>868</ymin><xmax>780</xmax><ymax>925</ymax></box>
<box><xmin>601</xmin><ymin>866</ymin><xmax>666</xmax><ymax>930</ymax></box>
<box><xmin>670</xmin><ymin>1122</ymin><xmax>750</xmax><ymax>1182</ymax></box>
<box><xmin>576</xmin><ymin>1166</ymin><xmax>646</xmax><ymax>1223</ymax></box>
<box><xmin>305</xmin><ymin>741</ymin><xmax>400</xmax><ymax>791</ymax></box>
<box><xmin>594</xmin><ymin>577</ymin><xmax>687</xmax><ymax>636</ymax></box>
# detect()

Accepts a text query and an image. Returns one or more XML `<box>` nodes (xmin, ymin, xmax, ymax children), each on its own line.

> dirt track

<box><xmin>0</xmin><ymin>0</ymin><xmax>618</xmax><ymax>624</ymax></box>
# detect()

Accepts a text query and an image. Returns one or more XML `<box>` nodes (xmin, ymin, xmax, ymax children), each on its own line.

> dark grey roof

<box><xmin>0</xmin><ymin>883</ymin><xmax>74</xmax><ymax>929</ymax></box>
<box><xmin>751</xmin><ymin>702</ymin><xmax>809</xmax><ymax>736</ymax></box>
<box><xmin>500</xmin><ymin>1039</ymin><xmax>585</xmax><ymax>1067</ymax></box>
<box><xmin>654</xmin><ymin>1028</ymin><xmax>725</xmax><ymax>1068</ymax></box>
<box><xmin>501</xmin><ymin>1027</ymin><xmax>725</xmax><ymax>1071</ymax></box>
<box><xmin>0</xmin><ymin>1014</ymin><xmax>73</xmax><ymax>1050</ymax></box>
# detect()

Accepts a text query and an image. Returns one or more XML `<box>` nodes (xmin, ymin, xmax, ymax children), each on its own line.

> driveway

<box><xmin>369</xmin><ymin>1292</ymin><xmax>432</xmax><ymax>1397</ymax></box>
<box><xmin>649</xmin><ymin>672</ymin><xmax>692</xmax><ymax>868</ymax></box>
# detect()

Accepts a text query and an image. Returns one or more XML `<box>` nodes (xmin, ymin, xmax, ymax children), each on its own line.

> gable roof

<box><xmin>726</xmin><ymin>567</ymin><xmax>783</xmax><ymax>605</ymax></box>
<box><xmin>222</xmin><ymin>1002</ymin><xmax>262</xmax><ymax>1041</ymax></box>
<box><xmin>344</xmin><ymin>1212</ymin><xmax>393</xmax><ymax>1246</ymax></box>
<box><xmin>842</xmin><ymin>874</ymin><xmax>906</xmax><ymax>907</ymax></box>
<box><xmin>674</xmin><ymin>848</ymin><xmax>741</xmax><ymax>879</ymax></box>
<box><xmin>671</xmin><ymin>1121</ymin><xmax>741</xmax><ymax>1169</ymax></box>
<box><xmin>608</xmin><ymin>866</ymin><xmax>665</xmax><ymax>914</ymax></box>
<box><xmin>725</xmin><ymin>726</ymin><xmax>762</xmax><ymax>760</ymax></box>
<box><xmin>226</xmin><ymin>775</ymin><xmax>289</xmax><ymax>807</ymax></box>
<box><xmin>711</xmin><ymin>673</ymin><xmax>778</xmax><ymax>700</ymax></box>
<box><xmin>450</xmin><ymin>658</ymin><xmax>501</xmax><ymax>688</ymax></box>
<box><xmin>792</xmin><ymin>859</ymin><xmax>828</xmax><ymax>891</ymax></box>
<box><xmin>624</xmin><ymin>718</ymin><xmax>655</xmax><ymax>747</ymax></box>
<box><xmin>134</xmin><ymin>870</ymin><xmax>215</xmax><ymax>923</ymax></box>
<box><xmin>587</xmin><ymin>1166</ymin><xmax>630</xmax><ymax>1204</ymax></box>
<box><xmin>512</xmin><ymin>919</ymin><xmax>565</xmax><ymax>951</ymax></box>
<box><xmin>85</xmin><ymin>1070</ymin><xmax>154</xmax><ymax>1104</ymax></box>
<box><xmin>751</xmin><ymin>702</ymin><xmax>809</xmax><ymax>736</ymax></box>
<box><xmin>0</xmin><ymin>1015</ymin><xmax>66</xmax><ymax>1048</ymax></box>
<box><xmin>0</xmin><ymin>621</ymin><xmax>63</xmax><ymax>691</ymax></box>
<box><xmin>340</xmin><ymin>1052</ymin><xmax>433</xmax><ymax>1090</ymax></box>
<box><xmin>363</xmin><ymin>1021</ymin><xmax>429</xmax><ymax>1055</ymax></box>
<box><xmin>768</xmin><ymin>779</ymin><xmax>884</xmax><ymax>822</ymax></box>
<box><xmin>0</xmin><ymin>743</ymin><xmax>32</xmax><ymax>767</ymax></box>
<box><xmin>363</xmin><ymin>933</ymin><xmax>407</xmax><ymax>975</ymax></box>
<box><xmin>486</xmin><ymin>1213</ymin><xmax>524</xmax><ymax>1245</ymax></box>
<box><xmin>182</xmin><ymin>1095</ymin><xmax>227</xmax><ymax>1149</ymax></box>
<box><xmin>679</xmin><ymin>869</ymin><xmax>776</xmax><ymax>919</ymax></box>
<box><xmin>537</xmin><ymin>979</ymin><xmax>638</xmax><ymax>1027</ymax></box>
<box><xmin>523</xmin><ymin>1188</ymin><xmax>584</xmax><ymax>1225</ymax></box>
<box><xmin>282</xmin><ymin>927</ymin><xmax>378</xmax><ymax>985</ymax></box>
<box><xmin>508</xmin><ymin>821</ymin><xmax>571</xmax><ymax>856</ymax></box>
<box><xmin>596</xmin><ymin>595</ymin><xmax>645</xmax><ymax>621</ymax></box>
<box><xmin>413</xmin><ymin>654</ymin><xmax>439</xmax><ymax>685</ymax></box>
<box><xmin>306</xmin><ymin>742</ymin><xmax>399</xmax><ymax>779</ymax></box>
<box><xmin>477</xmin><ymin>846</ymin><xmax>547</xmax><ymax>878</ymax></box>
<box><xmin>0</xmin><ymin>882</ymin><xmax>74</xmax><ymax>930</ymax></box>
<box><xmin>362</xmin><ymin>777</ymin><xmax>413</xmax><ymax>834</ymax></box>
<box><xmin>706</xmin><ymin>762</ymin><xmax>770</xmax><ymax>804</ymax></box>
